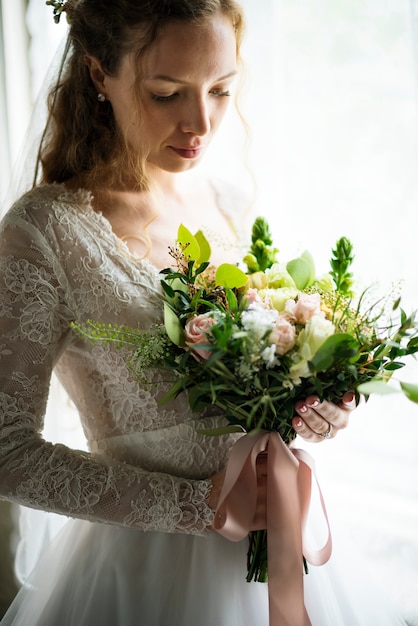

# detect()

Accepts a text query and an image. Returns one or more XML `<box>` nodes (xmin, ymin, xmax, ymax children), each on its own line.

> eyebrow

<box><xmin>145</xmin><ymin>70</ymin><xmax>238</xmax><ymax>84</ymax></box>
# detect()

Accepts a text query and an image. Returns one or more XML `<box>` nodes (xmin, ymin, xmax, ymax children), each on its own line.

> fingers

<box><xmin>341</xmin><ymin>390</ymin><xmax>357</xmax><ymax>412</ymax></box>
<box><xmin>292</xmin><ymin>391</ymin><xmax>356</xmax><ymax>443</ymax></box>
<box><xmin>292</xmin><ymin>399</ymin><xmax>332</xmax><ymax>442</ymax></box>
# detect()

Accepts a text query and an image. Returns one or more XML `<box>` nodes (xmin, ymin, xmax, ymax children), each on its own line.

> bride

<box><xmin>0</xmin><ymin>1</ymin><xmax>406</xmax><ymax>624</ymax></box>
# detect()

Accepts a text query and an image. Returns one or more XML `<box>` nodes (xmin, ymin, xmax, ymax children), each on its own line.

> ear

<box><xmin>84</xmin><ymin>55</ymin><xmax>107</xmax><ymax>95</ymax></box>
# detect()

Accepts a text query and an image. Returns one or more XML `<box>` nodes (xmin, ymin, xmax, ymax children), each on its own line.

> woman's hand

<box><xmin>291</xmin><ymin>390</ymin><xmax>356</xmax><ymax>443</ymax></box>
<box><xmin>207</xmin><ymin>392</ymin><xmax>357</xmax><ymax>530</ymax></box>
<box><xmin>208</xmin><ymin>453</ymin><xmax>268</xmax><ymax>531</ymax></box>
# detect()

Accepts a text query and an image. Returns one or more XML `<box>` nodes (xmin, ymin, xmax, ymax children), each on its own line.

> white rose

<box><xmin>290</xmin><ymin>315</ymin><xmax>335</xmax><ymax>380</ymax></box>
<box><xmin>262</xmin><ymin>288</ymin><xmax>299</xmax><ymax>312</ymax></box>
<box><xmin>265</xmin><ymin>263</ymin><xmax>297</xmax><ymax>289</ymax></box>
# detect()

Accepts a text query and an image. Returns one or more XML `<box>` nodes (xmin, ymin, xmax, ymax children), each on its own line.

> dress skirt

<box><xmin>1</xmin><ymin>515</ymin><xmax>406</xmax><ymax>626</ymax></box>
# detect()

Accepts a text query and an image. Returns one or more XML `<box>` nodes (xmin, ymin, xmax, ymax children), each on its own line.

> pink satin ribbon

<box><xmin>213</xmin><ymin>431</ymin><xmax>332</xmax><ymax>626</ymax></box>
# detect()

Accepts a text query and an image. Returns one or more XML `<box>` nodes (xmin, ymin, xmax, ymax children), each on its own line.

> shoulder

<box><xmin>2</xmin><ymin>183</ymin><xmax>93</xmax><ymax>230</ymax></box>
<box><xmin>0</xmin><ymin>184</ymin><xmax>98</xmax><ymax>269</ymax></box>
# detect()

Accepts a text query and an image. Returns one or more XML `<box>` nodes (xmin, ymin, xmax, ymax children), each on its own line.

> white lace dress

<box><xmin>0</xmin><ymin>184</ymin><xmax>407</xmax><ymax>625</ymax></box>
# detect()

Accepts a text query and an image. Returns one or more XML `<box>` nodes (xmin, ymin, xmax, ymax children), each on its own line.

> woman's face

<box><xmin>102</xmin><ymin>13</ymin><xmax>238</xmax><ymax>174</ymax></box>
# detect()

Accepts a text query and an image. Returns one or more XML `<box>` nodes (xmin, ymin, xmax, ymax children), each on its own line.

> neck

<box><xmin>147</xmin><ymin>164</ymin><xmax>200</xmax><ymax>198</ymax></box>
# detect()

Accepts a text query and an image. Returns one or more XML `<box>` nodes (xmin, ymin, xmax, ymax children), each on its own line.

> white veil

<box><xmin>2</xmin><ymin>41</ymin><xmax>68</xmax><ymax>211</ymax></box>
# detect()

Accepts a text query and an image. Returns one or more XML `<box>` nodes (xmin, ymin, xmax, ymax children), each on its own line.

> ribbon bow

<box><xmin>213</xmin><ymin>431</ymin><xmax>332</xmax><ymax>626</ymax></box>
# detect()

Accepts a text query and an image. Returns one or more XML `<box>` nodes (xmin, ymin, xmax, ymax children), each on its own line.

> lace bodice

<box><xmin>0</xmin><ymin>183</ymin><xmax>246</xmax><ymax>535</ymax></box>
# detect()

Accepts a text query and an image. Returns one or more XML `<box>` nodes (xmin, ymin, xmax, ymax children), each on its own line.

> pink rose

<box><xmin>244</xmin><ymin>288</ymin><xmax>262</xmax><ymax>306</ymax></box>
<box><xmin>269</xmin><ymin>316</ymin><xmax>296</xmax><ymax>355</ymax></box>
<box><xmin>287</xmin><ymin>293</ymin><xmax>323</xmax><ymax>324</ymax></box>
<box><xmin>184</xmin><ymin>313</ymin><xmax>216</xmax><ymax>360</ymax></box>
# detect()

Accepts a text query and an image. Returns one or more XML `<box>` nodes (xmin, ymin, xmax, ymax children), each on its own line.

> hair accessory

<box><xmin>45</xmin><ymin>0</ymin><xmax>74</xmax><ymax>24</ymax></box>
<box><xmin>97</xmin><ymin>93</ymin><xmax>106</xmax><ymax>103</ymax></box>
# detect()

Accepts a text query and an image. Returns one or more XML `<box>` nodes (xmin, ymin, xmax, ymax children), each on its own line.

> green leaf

<box><xmin>286</xmin><ymin>255</ymin><xmax>314</xmax><ymax>290</ymax></box>
<box><xmin>243</xmin><ymin>253</ymin><xmax>259</xmax><ymax>273</ymax></box>
<box><xmin>168</xmin><ymin>277</ymin><xmax>189</xmax><ymax>295</ymax></box>
<box><xmin>383</xmin><ymin>362</ymin><xmax>405</xmax><ymax>371</ymax></box>
<box><xmin>215</xmin><ymin>264</ymin><xmax>248</xmax><ymax>289</ymax></box>
<box><xmin>160</xmin><ymin>280</ymin><xmax>175</xmax><ymax>298</ymax></box>
<box><xmin>400</xmin><ymin>381</ymin><xmax>418</xmax><ymax>403</ymax></box>
<box><xmin>357</xmin><ymin>380</ymin><xmax>399</xmax><ymax>396</ymax></box>
<box><xmin>225</xmin><ymin>288</ymin><xmax>238</xmax><ymax>309</ymax></box>
<box><xmin>159</xmin><ymin>378</ymin><xmax>186</xmax><ymax>404</ymax></box>
<box><xmin>408</xmin><ymin>337</ymin><xmax>418</xmax><ymax>349</ymax></box>
<box><xmin>162</xmin><ymin>276</ymin><xmax>190</xmax><ymax>307</ymax></box>
<box><xmin>177</xmin><ymin>224</ymin><xmax>200</xmax><ymax>262</ymax></box>
<box><xmin>163</xmin><ymin>302</ymin><xmax>185</xmax><ymax>347</ymax></box>
<box><xmin>309</xmin><ymin>333</ymin><xmax>359</xmax><ymax>372</ymax></box>
<box><xmin>194</xmin><ymin>230</ymin><xmax>211</xmax><ymax>264</ymax></box>
<box><xmin>301</xmin><ymin>250</ymin><xmax>316</xmax><ymax>285</ymax></box>
<box><xmin>392</xmin><ymin>297</ymin><xmax>401</xmax><ymax>311</ymax></box>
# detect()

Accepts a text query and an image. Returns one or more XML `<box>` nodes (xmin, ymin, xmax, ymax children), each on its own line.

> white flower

<box><xmin>262</xmin><ymin>288</ymin><xmax>299</xmax><ymax>312</ymax></box>
<box><xmin>241</xmin><ymin>306</ymin><xmax>278</xmax><ymax>340</ymax></box>
<box><xmin>315</xmin><ymin>273</ymin><xmax>334</xmax><ymax>292</ymax></box>
<box><xmin>265</xmin><ymin>263</ymin><xmax>297</xmax><ymax>289</ymax></box>
<box><xmin>282</xmin><ymin>380</ymin><xmax>294</xmax><ymax>390</ymax></box>
<box><xmin>290</xmin><ymin>315</ymin><xmax>335</xmax><ymax>380</ymax></box>
<box><xmin>300</xmin><ymin>316</ymin><xmax>335</xmax><ymax>358</ymax></box>
<box><xmin>261</xmin><ymin>344</ymin><xmax>277</xmax><ymax>368</ymax></box>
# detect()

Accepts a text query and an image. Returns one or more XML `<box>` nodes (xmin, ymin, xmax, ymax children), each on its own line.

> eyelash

<box><xmin>211</xmin><ymin>90</ymin><xmax>231</xmax><ymax>98</ymax></box>
<box><xmin>151</xmin><ymin>90</ymin><xmax>231</xmax><ymax>103</ymax></box>
<box><xmin>151</xmin><ymin>94</ymin><xmax>177</xmax><ymax>103</ymax></box>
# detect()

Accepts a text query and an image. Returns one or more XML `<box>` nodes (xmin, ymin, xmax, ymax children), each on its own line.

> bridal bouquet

<box><xmin>73</xmin><ymin>217</ymin><xmax>418</xmax><ymax>582</ymax></box>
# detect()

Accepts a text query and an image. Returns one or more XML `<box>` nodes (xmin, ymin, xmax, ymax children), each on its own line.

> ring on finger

<box><xmin>320</xmin><ymin>423</ymin><xmax>332</xmax><ymax>439</ymax></box>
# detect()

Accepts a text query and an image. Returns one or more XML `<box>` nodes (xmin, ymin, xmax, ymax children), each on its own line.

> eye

<box><xmin>151</xmin><ymin>93</ymin><xmax>178</xmax><ymax>103</ymax></box>
<box><xmin>210</xmin><ymin>89</ymin><xmax>231</xmax><ymax>97</ymax></box>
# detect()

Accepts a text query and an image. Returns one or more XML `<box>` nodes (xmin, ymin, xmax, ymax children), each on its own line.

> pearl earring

<box><xmin>97</xmin><ymin>93</ymin><xmax>106</xmax><ymax>102</ymax></box>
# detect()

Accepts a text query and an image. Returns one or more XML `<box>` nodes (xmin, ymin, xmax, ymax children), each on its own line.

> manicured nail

<box><xmin>343</xmin><ymin>391</ymin><xmax>355</xmax><ymax>404</ymax></box>
<box><xmin>298</xmin><ymin>404</ymin><xmax>307</xmax><ymax>413</ymax></box>
<box><xmin>294</xmin><ymin>418</ymin><xmax>303</xmax><ymax>428</ymax></box>
<box><xmin>307</xmin><ymin>399</ymin><xmax>319</xmax><ymax>408</ymax></box>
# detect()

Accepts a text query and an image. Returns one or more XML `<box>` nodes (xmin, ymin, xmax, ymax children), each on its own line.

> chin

<box><xmin>160</xmin><ymin>160</ymin><xmax>202</xmax><ymax>174</ymax></box>
<box><xmin>148</xmin><ymin>150</ymin><xmax>205</xmax><ymax>174</ymax></box>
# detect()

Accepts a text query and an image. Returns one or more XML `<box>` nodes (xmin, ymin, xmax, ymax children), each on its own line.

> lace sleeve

<box><xmin>0</xmin><ymin>204</ymin><xmax>214</xmax><ymax>535</ymax></box>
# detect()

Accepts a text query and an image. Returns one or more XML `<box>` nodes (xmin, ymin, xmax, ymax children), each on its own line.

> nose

<box><xmin>180</xmin><ymin>96</ymin><xmax>211</xmax><ymax>136</ymax></box>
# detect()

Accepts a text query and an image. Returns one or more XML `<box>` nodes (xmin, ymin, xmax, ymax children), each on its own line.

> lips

<box><xmin>169</xmin><ymin>145</ymin><xmax>204</xmax><ymax>159</ymax></box>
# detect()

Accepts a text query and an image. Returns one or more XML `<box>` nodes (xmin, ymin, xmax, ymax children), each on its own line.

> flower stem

<box><xmin>246</xmin><ymin>530</ymin><xmax>268</xmax><ymax>583</ymax></box>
